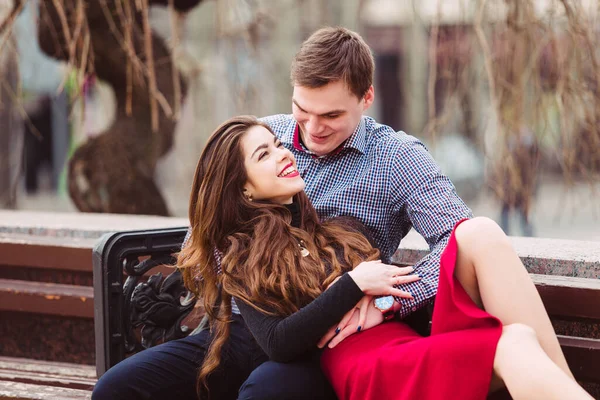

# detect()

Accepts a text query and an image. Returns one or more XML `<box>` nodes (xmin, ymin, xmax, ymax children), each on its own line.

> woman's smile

<box><xmin>278</xmin><ymin>163</ymin><xmax>300</xmax><ymax>178</ymax></box>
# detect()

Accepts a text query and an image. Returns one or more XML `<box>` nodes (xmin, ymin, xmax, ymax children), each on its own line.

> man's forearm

<box><xmin>393</xmin><ymin>237</ymin><xmax>448</xmax><ymax>318</ymax></box>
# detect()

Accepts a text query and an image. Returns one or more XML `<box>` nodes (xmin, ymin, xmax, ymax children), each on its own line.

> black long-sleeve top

<box><xmin>234</xmin><ymin>202</ymin><xmax>365</xmax><ymax>363</ymax></box>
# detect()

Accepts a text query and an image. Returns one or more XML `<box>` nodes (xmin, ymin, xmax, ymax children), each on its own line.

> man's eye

<box><xmin>325</xmin><ymin>114</ymin><xmax>339</xmax><ymax>119</ymax></box>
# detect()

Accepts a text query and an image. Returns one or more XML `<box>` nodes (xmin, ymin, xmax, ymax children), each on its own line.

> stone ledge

<box><xmin>0</xmin><ymin>210</ymin><xmax>188</xmax><ymax>240</ymax></box>
<box><xmin>1</xmin><ymin>211</ymin><xmax>598</xmax><ymax>279</ymax></box>
<box><xmin>394</xmin><ymin>230</ymin><xmax>600</xmax><ymax>279</ymax></box>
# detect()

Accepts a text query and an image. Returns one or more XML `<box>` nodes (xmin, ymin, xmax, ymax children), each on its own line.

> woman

<box><xmin>179</xmin><ymin>116</ymin><xmax>592</xmax><ymax>400</ymax></box>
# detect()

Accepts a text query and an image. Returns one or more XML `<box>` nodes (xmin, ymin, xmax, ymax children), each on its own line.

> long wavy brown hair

<box><xmin>177</xmin><ymin>115</ymin><xmax>379</xmax><ymax>398</ymax></box>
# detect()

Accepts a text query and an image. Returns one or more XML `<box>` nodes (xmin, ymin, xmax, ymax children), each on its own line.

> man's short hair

<box><xmin>291</xmin><ymin>27</ymin><xmax>375</xmax><ymax>99</ymax></box>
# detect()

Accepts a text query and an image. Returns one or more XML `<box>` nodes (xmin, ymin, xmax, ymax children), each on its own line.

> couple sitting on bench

<box><xmin>92</xmin><ymin>27</ymin><xmax>592</xmax><ymax>400</ymax></box>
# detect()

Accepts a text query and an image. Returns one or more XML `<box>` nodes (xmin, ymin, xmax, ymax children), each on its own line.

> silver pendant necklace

<box><xmin>298</xmin><ymin>240</ymin><xmax>310</xmax><ymax>257</ymax></box>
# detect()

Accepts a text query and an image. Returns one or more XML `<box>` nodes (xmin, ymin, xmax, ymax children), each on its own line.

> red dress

<box><xmin>321</xmin><ymin>220</ymin><xmax>503</xmax><ymax>400</ymax></box>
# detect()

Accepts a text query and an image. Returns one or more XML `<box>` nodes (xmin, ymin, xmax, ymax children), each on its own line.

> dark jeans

<box><xmin>92</xmin><ymin>314</ymin><xmax>266</xmax><ymax>400</ymax></box>
<box><xmin>92</xmin><ymin>314</ymin><xmax>336</xmax><ymax>400</ymax></box>
<box><xmin>238</xmin><ymin>352</ymin><xmax>336</xmax><ymax>400</ymax></box>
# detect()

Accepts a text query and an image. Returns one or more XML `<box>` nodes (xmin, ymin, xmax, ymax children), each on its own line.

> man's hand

<box><xmin>318</xmin><ymin>295</ymin><xmax>390</xmax><ymax>349</ymax></box>
<box><xmin>348</xmin><ymin>262</ymin><xmax>418</xmax><ymax>298</ymax></box>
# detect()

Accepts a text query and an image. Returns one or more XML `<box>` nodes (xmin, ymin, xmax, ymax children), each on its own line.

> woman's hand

<box><xmin>317</xmin><ymin>295</ymin><xmax>373</xmax><ymax>348</ymax></box>
<box><xmin>318</xmin><ymin>295</ymin><xmax>393</xmax><ymax>348</ymax></box>
<box><xmin>348</xmin><ymin>260</ymin><xmax>419</xmax><ymax>297</ymax></box>
<box><xmin>330</xmin><ymin>298</ymin><xmax>387</xmax><ymax>348</ymax></box>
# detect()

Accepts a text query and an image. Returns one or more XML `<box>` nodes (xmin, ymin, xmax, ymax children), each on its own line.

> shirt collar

<box><xmin>289</xmin><ymin>117</ymin><xmax>367</xmax><ymax>157</ymax></box>
<box><xmin>279</xmin><ymin>117</ymin><xmax>297</xmax><ymax>146</ymax></box>
<box><xmin>344</xmin><ymin>117</ymin><xmax>367</xmax><ymax>154</ymax></box>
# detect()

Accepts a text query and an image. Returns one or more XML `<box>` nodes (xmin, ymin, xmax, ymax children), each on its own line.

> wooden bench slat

<box><xmin>0</xmin><ymin>358</ymin><xmax>96</xmax><ymax>394</ymax></box>
<box><xmin>558</xmin><ymin>335</ymin><xmax>600</xmax><ymax>383</ymax></box>
<box><xmin>531</xmin><ymin>274</ymin><xmax>600</xmax><ymax>290</ymax></box>
<box><xmin>531</xmin><ymin>274</ymin><xmax>600</xmax><ymax>320</ymax></box>
<box><xmin>0</xmin><ymin>371</ymin><xmax>96</xmax><ymax>391</ymax></box>
<box><xmin>0</xmin><ymin>236</ymin><xmax>94</xmax><ymax>272</ymax></box>
<box><xmin>0</xmin><ymin>279</ymin><xmax>93</xmax><ymax>318</ymax></box>
<box><xmin>0</xmin><ymin>358</ymin><xmax>95</xmax><ymax>379</ymax></box>
<box><xmin>0</xmin><ymin>381</ymin><xmax>92</xmax><ymax>399</ymax></box>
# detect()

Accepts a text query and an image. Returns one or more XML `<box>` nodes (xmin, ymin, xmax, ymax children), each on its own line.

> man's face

<box><xmin>292</xmin><ymin>81</ymin><xmax>374</xmax><ymax>157</ymax></box>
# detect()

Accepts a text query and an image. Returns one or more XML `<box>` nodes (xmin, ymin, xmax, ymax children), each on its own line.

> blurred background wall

<box><xmin>1</xmin><ymin>0</ymin><xmax>599</xmax><ymax>241</ymax></box>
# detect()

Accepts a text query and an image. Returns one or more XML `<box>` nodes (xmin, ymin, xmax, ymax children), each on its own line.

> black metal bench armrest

<box><xmin>93</xmin><ymin>227</ymin><xmax>189</xmax><ymax>377</ymax></box>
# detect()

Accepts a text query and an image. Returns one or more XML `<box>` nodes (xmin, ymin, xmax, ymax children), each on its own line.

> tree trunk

<box><xmin>36</xmin><ymin>1</ymin><xmax>202</xmax><ymax>215</ymax></box>
<box><xmin>0</xmin><ymin>36</ymin><xmax>22</xmax><ymax>209</ymax></box>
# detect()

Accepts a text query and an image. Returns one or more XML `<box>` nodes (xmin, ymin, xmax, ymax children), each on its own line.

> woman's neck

<box><xmin>284</xmin><ymin>202</ymin><xmax>301</xmax><ymax>228</ymax></box>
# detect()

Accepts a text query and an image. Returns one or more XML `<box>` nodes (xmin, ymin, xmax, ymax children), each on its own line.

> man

<box><xmin>92</xmin><ymin>26</ymin><xmax>471</xmax><ymax>400</ymax></box>
<box><xmin>237</xmin><ymin>26</ymin><xmax>472</xmax><ymax>399</ymax></box>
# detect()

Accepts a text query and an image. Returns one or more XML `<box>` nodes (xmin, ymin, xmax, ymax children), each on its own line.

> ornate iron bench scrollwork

<box><xmin>127</xmin><ymin>256</ymin><xmax>196</xmax><ymax>350</ymax></box>
<box><xmin>93</xmin><ymin>227</ymin><xmax>198</xmax><ymax>378</ymax></box>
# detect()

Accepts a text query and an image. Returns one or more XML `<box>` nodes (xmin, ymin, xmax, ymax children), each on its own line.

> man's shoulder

<box><xmin>363</xmin><ymin>117</ymin><xmax>427</xmax><ymax>158</ymax></box>
<box><xmin>362</xmin><ymin>118</ymin><xmax>446</xmax><ymax>198</ymax></box>
<box><xmin>259</xmin><ymin>114</ymin><xmax>295</xmax><ymax>135</ymax></box>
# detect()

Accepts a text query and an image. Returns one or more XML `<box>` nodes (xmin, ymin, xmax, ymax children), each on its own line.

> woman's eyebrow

<box><xmin>251</xmin><ymin>137</ymin><xmax>278</xmax><ymax>158</ymax></box>
<box><xmin>251</xmin><ymin>143</ymin><xmax>268</xmax><ymax>158</ymax></box>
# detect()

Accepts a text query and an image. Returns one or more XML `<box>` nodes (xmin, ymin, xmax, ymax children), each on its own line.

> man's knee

<box><xmin>238</xmin><ymin>362</ymin><xmax>281</xmax><ymax>400</ymax></box>
<box><xmin>92</xmin><ymin>367</ymin><xmax>137</xmax><ymax>400</ymax></box>
<box><xmin>91</xmin><ymin>379</ymin><xmax>110</xmax><ymax>400</ymax></box>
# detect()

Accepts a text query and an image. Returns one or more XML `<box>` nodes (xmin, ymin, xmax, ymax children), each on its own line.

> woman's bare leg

<box><xmin>493</xmin><ymin>324</ymin><xmax>592</xmax><ymax>399</ymax></box>
<box><xmin>453</xmin><ymin>217</ymin><xmax>572</xmax><ymax>377</ymax></box>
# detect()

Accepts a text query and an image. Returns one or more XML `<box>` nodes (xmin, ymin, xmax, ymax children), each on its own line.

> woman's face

<box><xmin>241</xmin><ymin>125</ymin><xmax>305</xmax><ymax>204</ymax></box>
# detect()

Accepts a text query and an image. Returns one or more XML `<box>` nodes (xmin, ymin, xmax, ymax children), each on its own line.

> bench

<box><xmin>0</xmin><ymin>210</ymin><xmax>188</xmax><ymax>399</ymax></box>
<box><xmin>0</xmin><ymin>234</ymin><xmax>97</xmax><ymax>399</ymax></box>
<box><xmin>0</xmin><ymin>234</ymin><xmax>97</xmax><ymax>365</ymax></box>
<box><xmin>93</xmin><ymin>227</ymin><xmax>600</xmax><ymax>398</ymax></box>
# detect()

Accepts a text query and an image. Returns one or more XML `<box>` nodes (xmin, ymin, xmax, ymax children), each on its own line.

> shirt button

<box><xmin>411</xmin><ymin>306</ymin><xmax>417</xmax><ymax>312</ymax></box>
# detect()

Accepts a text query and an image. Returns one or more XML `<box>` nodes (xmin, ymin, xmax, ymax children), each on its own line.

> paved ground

<box><xmin>9</xmin><ymin>175</ymin><xmax>600</xmax><ymax>242</ymax></box>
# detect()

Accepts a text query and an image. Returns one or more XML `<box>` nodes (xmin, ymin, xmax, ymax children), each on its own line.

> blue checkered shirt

<box><xmin>184</xmin><ymin>114</ymin><xmax>472</xmax><ymax>318</ymax></box>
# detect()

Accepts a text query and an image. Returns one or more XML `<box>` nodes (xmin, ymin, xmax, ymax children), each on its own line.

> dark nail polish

<box><xmin>335</xmin><ymin>327</ymin><xmax>340</xmax><ymax>334</ymax></box>
<box><xmin>357</xmin><ymin>326</ymin><xmax>362</xmax><ymax>332</ymax></box>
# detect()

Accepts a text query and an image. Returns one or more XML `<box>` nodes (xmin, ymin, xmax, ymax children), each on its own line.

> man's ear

<box><xmin>363</xmin><ymin>86</ymin><xmax>375</xmax><ymax>111</ymax></box>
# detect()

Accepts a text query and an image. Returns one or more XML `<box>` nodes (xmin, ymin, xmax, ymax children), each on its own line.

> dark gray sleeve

<box><xmin>236</xmin><ymin>273</ymin><xmax>364</xmax><ymax>363</ymax></box>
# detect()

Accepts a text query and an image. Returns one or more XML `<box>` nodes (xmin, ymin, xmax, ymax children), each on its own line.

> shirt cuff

<box><xmin>394</xmin><ymin>279</ymin><xmax>433</xmax><ymax>319</ymax></box>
